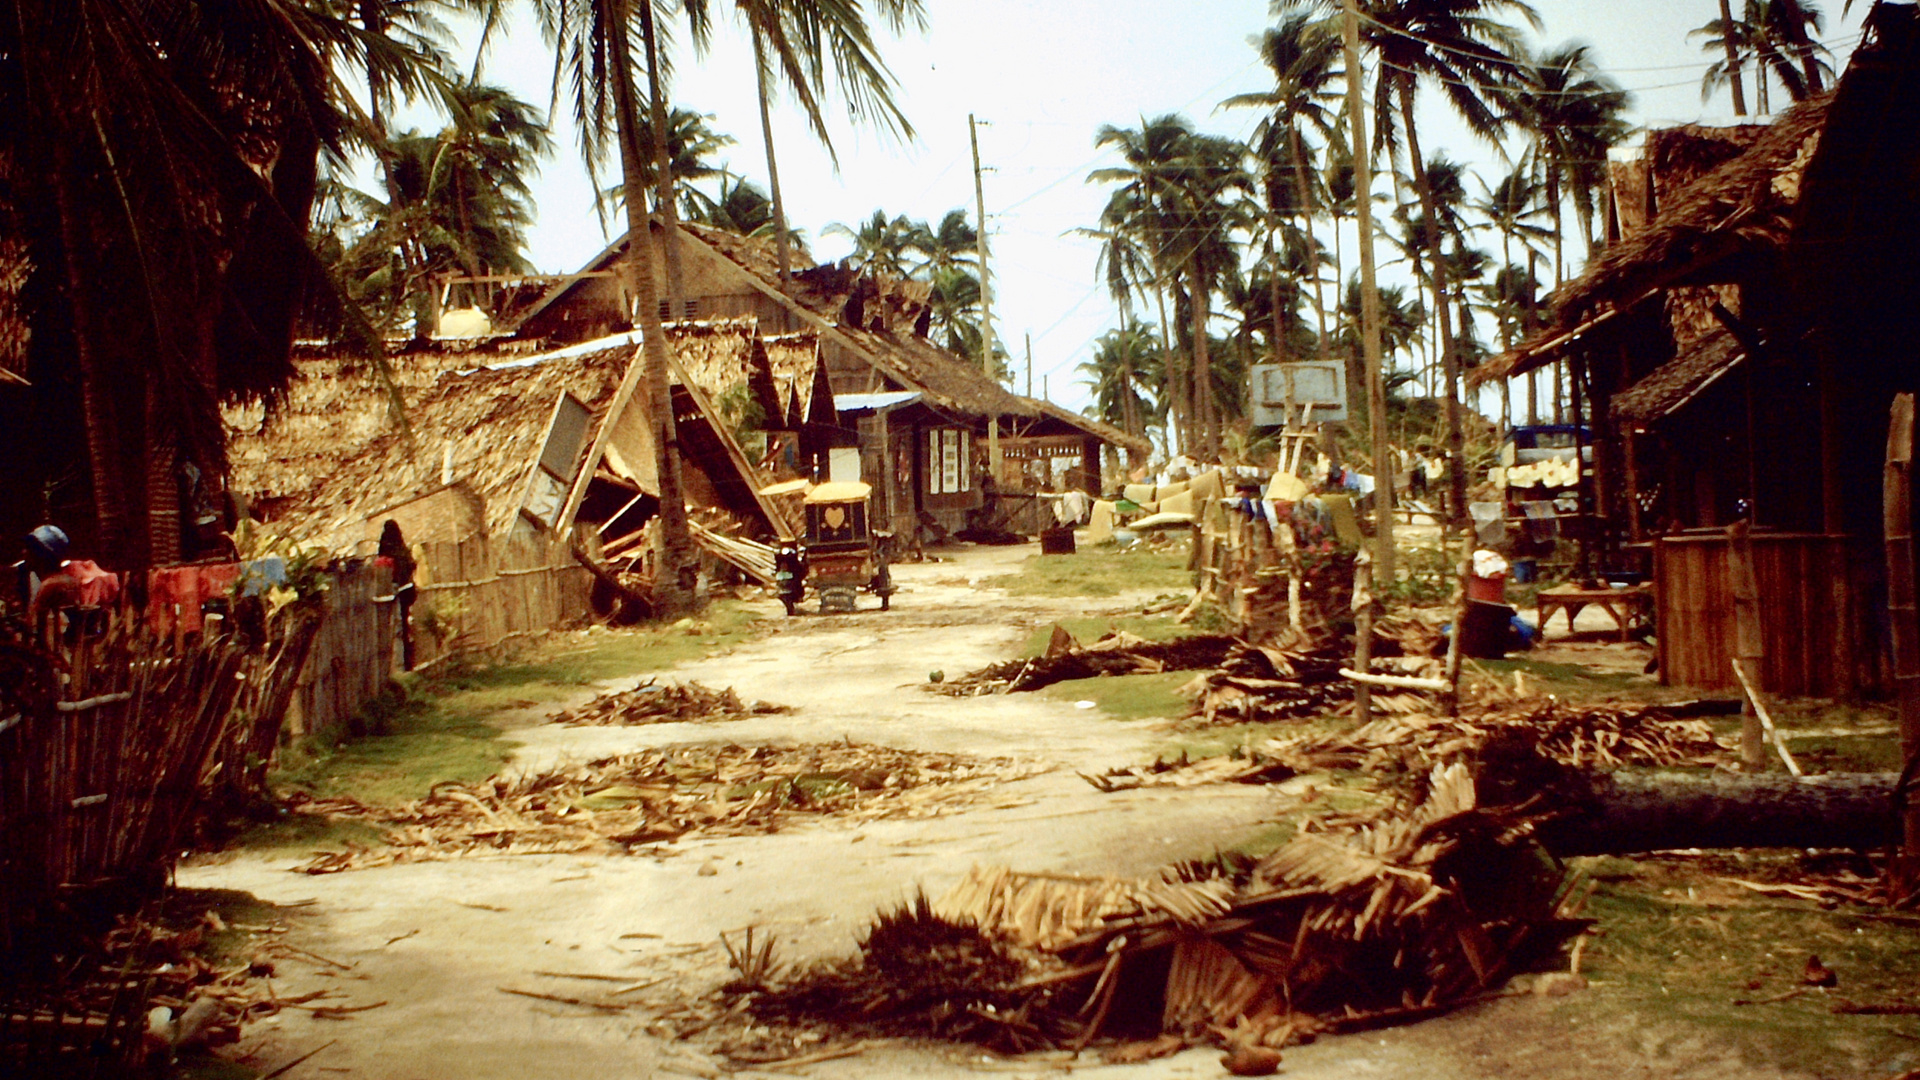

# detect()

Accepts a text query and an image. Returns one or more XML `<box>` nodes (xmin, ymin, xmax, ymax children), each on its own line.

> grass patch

<box><xmin>1017</xmin><ymin>615</ymin><xmax>1194</xmax><ymax>657</ymax></box>
<box><xmin>999</xmin><ymin>544</ymin><xmax>1193</xmax><ymax>598</ymax></box>
<box><xmin>1471</xmin><ymin>656</ymin><xmax>1660</xmax><ymax>701</ymax></box>
<box><xmin>1571</xmin><ymin>852</ymin><xmax>1920</xmax><ymax>1078</ymax></box>
<box><xmin>1040</xmin><ymin>671</ymin><xmax>1195</xmax><ymax>722</ymax></box>
<box><xmin>258</xmin><ymin>603</ymin><xmax>772</xmax><ymax>817</ymax></box>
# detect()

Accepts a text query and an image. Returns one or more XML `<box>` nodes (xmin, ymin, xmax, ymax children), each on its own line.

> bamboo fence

<box><xmin>0</xmin><ymin>614</ymin><xmax>249</xmax><ymax>938</ymax></box>
<box><xmin>409</xmin><ymin>531</ymin><xmax>593</xmax><ymax>670</ymax></box>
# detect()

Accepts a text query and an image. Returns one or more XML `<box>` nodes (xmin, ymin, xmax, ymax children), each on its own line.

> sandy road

<box><xmin>179</xmin><ymin>544</ymin><xmax>1812</xmax><ymax>1080</ymax></box>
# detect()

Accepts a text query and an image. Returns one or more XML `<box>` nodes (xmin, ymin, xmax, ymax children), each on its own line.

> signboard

<box><xmin>1250</xmin><ymin>362</ymin><xmax>1349</xmax><ymax>427</ymax></box>
<box><xmin>927</xmin><ymin>428</ymin><xmax>972</xmax><ymax>495</ymax></box>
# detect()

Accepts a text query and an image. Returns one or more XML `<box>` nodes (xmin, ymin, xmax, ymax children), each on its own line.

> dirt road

<box><xmin>180</xmin><ymin>544</ymin><xmax>1820</xmax><ymax>1080</ymax></box>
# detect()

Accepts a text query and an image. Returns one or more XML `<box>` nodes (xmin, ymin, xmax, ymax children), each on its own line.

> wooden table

<box><xmin>1535</xmin><ymin>584</ymin><xmax>1652</xmax><ymax>642</ymax></box>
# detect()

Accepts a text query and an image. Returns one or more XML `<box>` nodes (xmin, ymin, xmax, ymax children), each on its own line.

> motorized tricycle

<box><xmin>774</xmin><ymin>481</ymin><xmax>894</xmax><ymax>615</ymax></box>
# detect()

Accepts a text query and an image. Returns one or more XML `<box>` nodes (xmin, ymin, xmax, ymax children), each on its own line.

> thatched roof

<box><xmin>1475</xmin><ymin>95</ymin><xmax>1830</xmax><ymax>385</ymax></box>
<box><xmin>763</xmin><ymin>329</ymin><xmax>829</xmax><ymax>428</ymax></box>
<box><xmin>229</xmin><ymin>341</ymin><xmax>639</xmax><ymax>548</ymax></box>
<box><xmin>1611</xmin><ymin>328</ymin><xmax>1747</xmax><ymax>426</ymax></box>
<box><xmin>1026</xmin><ymin>398</ymin><xmax>1153</xmax><ymax>456</ymax></box>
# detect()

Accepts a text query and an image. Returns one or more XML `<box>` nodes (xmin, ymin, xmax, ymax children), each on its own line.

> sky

<box><xmin>401</xmin><ymin>1</ymin><xmax>1871</xmax><ymax>418</ymax></box>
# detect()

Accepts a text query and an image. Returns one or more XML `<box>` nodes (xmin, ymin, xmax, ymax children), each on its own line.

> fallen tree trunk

<box><xmin>1537</xmin><ymin>771</ymin><xmax>1899</xmax><ymax>856</ymax></box>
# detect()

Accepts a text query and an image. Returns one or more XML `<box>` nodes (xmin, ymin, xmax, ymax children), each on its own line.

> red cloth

<box><xmin>147</xmin><ymin>562</ymin><xmax>242</xmax><ymax>635</ymax></box>
<box><xmin>63</xmin><ymin>560</ymin><xmax>120</xmax><ymax>606</ymax></box>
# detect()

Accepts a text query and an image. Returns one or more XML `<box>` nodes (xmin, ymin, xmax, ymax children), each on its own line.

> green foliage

<box><xmin>1571</xmin><ymin>852</ymin><xmax>1920</xmax><ymax>1078</ymax></box>
<box><xmin>999</xmin><ymin>546</ymin><xmax>1193</xmax><ymax>598</ymax></box>
<box><xmin>1377</xmin><ymin>540</ymin><xmax>1457</xmax><ymax>605</ymax></box>
<box><xmin>1039</xmin><ymin>671</ymin><xmax>1194</xmax><ymax>722</ymax></box>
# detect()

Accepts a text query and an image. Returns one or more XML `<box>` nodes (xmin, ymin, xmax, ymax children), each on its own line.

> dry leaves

<box><xmin>550</xmin><ymin>680</ymin><xmax>791</xmax><ymax>726</ymax></box>
<box><xmin>289</xmin><ymin>743</ymin><xmax>1049</xmax><ymax>873</ymax></box>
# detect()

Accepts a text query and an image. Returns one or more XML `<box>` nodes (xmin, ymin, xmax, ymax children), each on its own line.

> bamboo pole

<box><xmin>1351</xmin><ymin>548</ymin><xmax>1374</xmax><ymax>722</ymax></box>
<box><xmin>1884</xmin><ymin>393</ymin><xmax>1920</xmax><ymax>876</ymax></box>
<box><xmin>1727</xmin><ymin>520</ymin><xmax>1767</xmax><ymax>772</ymax></box>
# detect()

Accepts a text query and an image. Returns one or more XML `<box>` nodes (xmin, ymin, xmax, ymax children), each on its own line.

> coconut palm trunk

<box><xmin>609</xmin><ymin>0</ymin><xmax>695</xmax><ymax>613</ymax></box>
<box><xmin>1718</xmin><ymin>0</ymin><xmax>1749</xmax><ymax>116</ymax></box>
<box><xmin>1398</xmin><ymin>85</ymin><xmax>1466</xmax><ymax>528</ymax></box>
<box><xmin>636</xmin><ymin>1</ymin><xmax>685</xmax><ymax>309</ymax></box>
<box><xmin>750</xmin><ymin>24</ymin><xmax>793</xmax><ymax>291</ymax></box>
<box><xmin>1188</xmin><ymin>263</ymin><xmax>1216</xmax><ymax>459</ymax></box>
<box><xmin>1290</xmin><ymin>127</ymin><xmax>1330</xmax><ymax>359</ymax></box>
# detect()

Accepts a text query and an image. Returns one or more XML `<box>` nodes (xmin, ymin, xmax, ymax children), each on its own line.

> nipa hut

<box><xmin>226</xmin><ymin>326</ymin><xmax>785</xmax><ymax>555</ymax></box>
<box><xmin>1471</xmin><ymin>5</ymin><xmax>1920</xmax><ymax>700</ymax></box>
<box><xmin>503</xmin><ymin>219</ymin><xmax>1151</xmax><ymax>543</ymax></box>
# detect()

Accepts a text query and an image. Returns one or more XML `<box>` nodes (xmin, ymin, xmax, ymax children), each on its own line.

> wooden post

<box><xmin>1441</xmin><ymin>534</ymin><xmax>1471</xmax><ymax>716</ymax></box>
<box><xmin>1727</xmin><ymin>520</ymin><xmax>1767</xmax><ymax>772</ymax></box>
<box><xmin>1884</xmin><ymin>393</ymin><xmax>1920</xmax><ymax>876</ymax></box>
<box><xmin>1352</xmin><ymin>548</ymin><xmax>1374</xmax><ymax>723</ymax></box>
<box><xmin>1341</xmin><ymin>0</ymin><xmax>1395</xmax><ymax>585</ymax></box>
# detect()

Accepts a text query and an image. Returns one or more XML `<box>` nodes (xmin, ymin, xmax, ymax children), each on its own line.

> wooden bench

<box><xmin>1535</xmin><ymin>584</ymin><xmax>1652</xmax><ymax>642</ymax></box>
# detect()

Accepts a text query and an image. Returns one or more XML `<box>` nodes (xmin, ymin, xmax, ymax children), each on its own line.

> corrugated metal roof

<box><xmin>834</xmin><ymin>390</ymin><xmax>922</xmax><ymax>412</ymax></box>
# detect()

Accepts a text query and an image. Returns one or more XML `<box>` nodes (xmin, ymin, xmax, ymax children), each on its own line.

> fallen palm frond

<box><xmin>1180</xmin><ymin>640</ymin><xmax>1433</xmax><ymax>724</ymax></box>
<box><xmin>1082</xmin><ymin>699</ymin><xmax>1730</xmax><ymax>794</ymax></box>
<box><xmin>549</xmin><ymin>679</ymin><xmax>791</xmax><ymax>726</ymax></box>
<box><xmin>290</xmin><ymin>743</ymin><xmax>1049</xmax><ymax>873</ymax></box>
<box><xmin>933</xmin><ymin>626</ymin><xmax>1443</xmax><ymax>724</ymax></box>
<box><xmin>931</xmin><ymin>633</ymin><xmax>1240</xmax><ymax>696</ymax></box>
<box><xmin>1258</xmin><ymin>699</ymin><xmax>1732</xmax><ymax>776</ymax></box>
<box><xmin>736</xmin><ymin>764</ymin><xmax>1578</xmax><ymax>1054</ymax></box>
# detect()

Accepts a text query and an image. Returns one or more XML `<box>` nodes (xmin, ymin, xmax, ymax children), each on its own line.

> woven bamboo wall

<box><xmin>411</xmin><ymin>531</ymin><xmax>593</xmax><ymax>670</ymax></box>
<box><xmin>285</xmin><ymin>560</ymin><xmax>394</xmax><ymax>742</ymax></box>
<box><xmin>1654</xmin><ymin>532</ymin><xmax>1862</xmax><ymax>697</ymax></box>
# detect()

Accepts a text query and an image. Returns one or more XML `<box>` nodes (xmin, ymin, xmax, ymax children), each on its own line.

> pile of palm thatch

<box><xmin>934</xmin><ymin>622</ymin><xmax>1443</xmax><ymax>725</ymax></box>
<box><xmin>548</xmin><ymin>679</ymin><xmax>791</xmax><ymax>726</ymax></box>
<box><xmin>736</xmin><ymin>765</ymin><xmax>1580</xmax><ymax>1055</ymax></box>
<box><xmin>290</xmin><ymin>743</ymin><xmax>1048</xmax><ymax>873</ymax></box>
<box><xmin>1256</xmin><ymin>699</ymin><xmax>1731</xmax><ymax>776</ymax></box>
<box><xmin>1178</xmin><ymin>639</ymin><xmax>1432</xmax><ymax>724</ymax></box>
<box><xmin>1081</xmin><ymin>699</ymin><xmax>1730</xmax><ymax>795</ymax></box>
<box><xmin>931</xmin><ymin>633</ymin><xmax>1239</xmax><ymax>696</ymax></box>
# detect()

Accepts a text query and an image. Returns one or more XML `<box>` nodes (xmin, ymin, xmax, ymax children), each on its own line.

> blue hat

<box><xmin>25</xmin><ymin>525</ymin><xmax>68</xmax><ymax>565</ymax></box>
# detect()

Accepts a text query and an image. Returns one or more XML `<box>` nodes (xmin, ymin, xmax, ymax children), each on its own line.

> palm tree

<box><xmin>1224</xmin><ymin>10</ymin><xmax>1343</xmax><ymax>360</ymax></box>
<box><xmin>1694</xmin><ymin>1</ymin><xmax>1832</xmax><ymax>114</ymax></box>
<box><xmin>325</xmin><ymin>81</ymin><xmax>551</xmax><ymax>333</ymax></box>
<box><xmin>0</xmin><ymin>1</ymin><xmax>431</xmax><ymax>566</ymax></box>
<box><xmin>1474</xmin><ymin>159</ymin><xmax>1552</xmax><ymax>426</ymax></box>
<box><xmin>907</xmin><ymin>209</ymin><xmax>980</xmax><ymax>279</ymax></box>
<box><xmin>1080</xmin><ymin>325</ymin><xmax>1161</xmax><ymax>447</ymax></box>
<box><xmin>683</xmin><ymin>172</ymin><xmax>801</xmax><ymax>248</ymax></box>
<box><xmin>533</xmin><ymin>0</ymin><xmax>701</xmax><ymax>614</ymax></box>
<box><xmin>1334</xmin><ymin>0</ymin><xmax>1538</xmax><ymax>527</ymax></box>
<box><xmin>723</xmin><ymin>0</ymin><xmax>924</xmax><ymax>289</ymax></box>
<box><xmin>1511</xmin><ymin>43</ymin><xmax>1631</xmax><ymax>268</ymax></box>
<box><xmin>596</xmin><ymin>107</ymin><xmax>736</xmax><ymax>224</ymax></box>
<box><xmin>1091</xmin><ymin>115</ymin><xmax>1248</xmax><ymax>458</ymax></box>
<box><xmin>824</xmin><ymin>210</ymin><xmax>920</xmax><ymax>278</ymax></box>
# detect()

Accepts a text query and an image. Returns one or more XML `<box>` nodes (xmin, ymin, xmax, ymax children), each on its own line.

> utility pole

<box><xmin>1025</xmin><ymin>333</ymin><xmax>1033</xmax><ymax>397</ymax></box>
<box><xmin>971</xmin><ymin>114</ymin><xmax>1002</xmax><ymax>482</ymax></box>
<box><xmin>1343</xmin><ymin>0</ymin><xmax>1395</xmax><ymax>720</ymax></box>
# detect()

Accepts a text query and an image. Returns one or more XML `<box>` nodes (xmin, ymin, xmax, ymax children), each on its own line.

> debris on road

<box><xmin>1082</xmin><ymin>699</ymin><xmax>1729</xmax><ymax>794</ymax></box>
<box><xmin>550</xmin><ymin>679</ymin><xmax>792</xmax><ymax>726</ymax></box>
<box><xmin>724</xmin><ymin>764</ymin><xmax>1579</xmax><ymax>1056</ymax></box>
<box><xmin>932</xmin><ymin>632</ymin><xmax>1240</xmax><ymax>695</ymax></box>
<box><xmin>288</xmin><ymin>744</ymin><xmax>1049</xmax><ymax>873</ymax></box>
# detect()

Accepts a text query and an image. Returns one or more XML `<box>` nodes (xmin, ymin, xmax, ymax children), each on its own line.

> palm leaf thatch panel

<box><xmin>228</xmin><ymin>343</ymin><xmax>640</xmax><ymax>548</ymax></box>
<box><xmin>1476</xmin><ymin>95</ymin><xmax>1830</xmax><ymax>385</ymax></box>
<box><xmin>1611</xmin><ymin>329</ymin><xmax>1747</xmax><ymax>426</ymax></box>
<box><xmin>664</xmin><ymin>317</ymin><xmax>783</xmax><ymax>426</ymax></box>
<box><xmin>763</xmin><ymin>329</ymin><xmax>830</xmax><ymax>429</ymax></box>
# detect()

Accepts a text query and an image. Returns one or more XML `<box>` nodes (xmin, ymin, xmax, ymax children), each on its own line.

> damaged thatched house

<box><xmin>505</xmin><ymin>220</ymin><xmax>1149</xmax><ymax>542</ymax></box>
<box><xmin>226</xmin><ymin>323</ymin><xmax>786</xmax><ymax>555</ymax></box>
<box><xmin>1472</xmin><ymin>4</ymin><xmax>1920</xmax><ymax>699</ymax></box>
